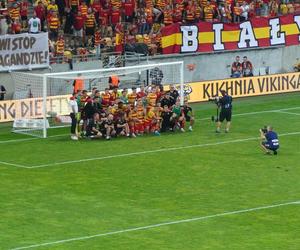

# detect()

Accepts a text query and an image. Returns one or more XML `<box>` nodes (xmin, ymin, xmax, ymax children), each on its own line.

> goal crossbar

<box><xmin>43</xmin><ymin>61</ymin><xmax>184</xmax><ymax>77</ymax></box>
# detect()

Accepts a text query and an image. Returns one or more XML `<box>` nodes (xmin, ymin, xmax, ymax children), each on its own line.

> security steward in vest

<box><xmin>109</xmin><ymin>75</ymin><xmax>120</xmax><ymax>90</ymax></box>
<box><xmin>73</xmin><ymin>73</ymin><xmax>84</xmax><ymax>94</ymax></box>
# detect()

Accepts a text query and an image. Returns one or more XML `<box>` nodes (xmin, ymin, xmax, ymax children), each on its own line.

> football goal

<box><xmin>10</xmin><ymin>61</ymin><xmax>184</xmax><ymax>138</ymax></box>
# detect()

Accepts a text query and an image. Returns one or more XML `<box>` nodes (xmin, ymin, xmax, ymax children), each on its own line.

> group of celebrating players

<box><xmin>69</xmin><ymin>84</ymin><xmax>194</xmax><ymax>140</ymax></box>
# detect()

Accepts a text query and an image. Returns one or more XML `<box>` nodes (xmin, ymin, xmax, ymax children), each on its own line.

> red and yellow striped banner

<box><xmin>162</xmin><ymin>14</ymin><xmax>300</xmax><ymax>54</ymax></box>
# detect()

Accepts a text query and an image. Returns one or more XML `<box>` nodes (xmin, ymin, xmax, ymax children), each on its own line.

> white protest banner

<box><xmin>0</xmin><ymin>32</ymin><xmax>49</xmax><ymax>72</ymax></box>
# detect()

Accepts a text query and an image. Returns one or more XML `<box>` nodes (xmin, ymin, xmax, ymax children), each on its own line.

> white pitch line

<box><xmin>10</xmin><ymin>200</ymin><xmax>300</xmax><ymax>250</ymax></box>
<box><xmin>28</xmin><ymin>131</ymin><xmax>300</xmax><ymax>169</ymax></box>
<box><xmin>0</xmin><ymin>106</ymin><xmax>299</xmax><ymax>144</ymax></box>
<box><xmin>0</xmin><ymin>134</ymin><xmax>69</xmax><ymax>168</ymax></box>
<box><xmin>0</xmin><ymin>134</ymin><xmax>68</xmax><ymax>144</ymax></box>
<box><xmin>0</xmin><ymin>137</ymin><xmax>39</xmax><ymax>144</ymax></box>
<box><xmin>196</xmin><ymin>106</ymin><xmax>300</xmax><ymax>121</ymax></box>
<box><xmin>275</xmin><ymin>111</ymin><xmax>300</xmax><ymax>116</ymax></box>
<box><xmin>0</xmin><ymin>161</ymin><xmax>29</xmax><ymax>169</ymax></box>
<box><xmin>2</xmin><ymin>108</ymin><xmax>300</xmax><ymax>169</ymax></box>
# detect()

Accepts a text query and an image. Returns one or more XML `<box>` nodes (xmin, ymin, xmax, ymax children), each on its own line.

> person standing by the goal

<box><xmin>149</xmin><ymin>67</ymin><xmax>163</xmax><ymax>91</ymax></box>
<box><xmin>69</xmin><ymin>93</ymin><xmax>79</xmax><ymax>140</ymax></box>
<box><xmin>0</xmin><ymin>84</ymin><xmax>6</xmax><ymax>100</ymax></box>
<box><xmin>216</xmin><ymin>90</ymin><xmax>233</xmax><ymax>133</ymax></box>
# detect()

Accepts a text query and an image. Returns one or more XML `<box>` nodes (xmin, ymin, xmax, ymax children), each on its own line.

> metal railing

<box><xmin>50</xmin><ymin>51</ymin><xmax>150</xmax><ymax>67</ymax></box>
<box><xmin>50</xmin><ymin>53</ymin><xmax>99</xmax><ymax>64</ymax></box>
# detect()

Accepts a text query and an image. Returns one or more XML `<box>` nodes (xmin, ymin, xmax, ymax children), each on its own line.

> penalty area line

<box><xmin>0</xmin><ymin>134</ymin><xmax>69</xmax><ymax>169</ymax></box>
<box><xmin>275</xmin><ymin>111</ymin><xmax>300</xmax><ymax>116</ymax></box>
<box><xmin>10</xmin><ymin>200</ymin><xmax>300</xmax><ymax>250</ymax></box>
<box><xmin>0</xmin><ymin>106</ymin><xmax>299</xmax><ymax>144</ymax></box>
<box><xmin>28</xmin><ymin>131</ymin><xmax>300</xmax><ymax>169</ymax></box>
<box><xmin>196</xmin><ymin>106</ymin><xmax>300</xmax><ymax>121</ymax></box>
<box><xmin>0</xmin><ymin>134</ymin><xmax>69</xmax><ymax>144</ymax></box>
<box><xmin>0</xmin><ymin>161</ymin><xmax>30</xmax><ymax>169</ymax></box>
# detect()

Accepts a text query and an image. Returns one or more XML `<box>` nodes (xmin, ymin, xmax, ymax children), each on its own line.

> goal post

<box><xmin>42</xmin><ymin>74</ymin><xmax>47</xmax><ymax>139</ymax></box>
<box><xmin>11</xmin><ymin>61</ymin><xmax>185</xmax><ymax>138</ymax></box>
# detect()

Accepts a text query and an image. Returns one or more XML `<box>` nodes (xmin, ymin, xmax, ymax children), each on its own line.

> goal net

<box><xmin>10</xmin><ymin>61</ymin><xmax>184</xmax><ymax>138</ymax></box>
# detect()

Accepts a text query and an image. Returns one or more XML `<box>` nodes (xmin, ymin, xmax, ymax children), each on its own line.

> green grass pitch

<box><xmin>1</xmin><ymin>93</ymin><xmax>300</xmax><ymax>250</ymax></box>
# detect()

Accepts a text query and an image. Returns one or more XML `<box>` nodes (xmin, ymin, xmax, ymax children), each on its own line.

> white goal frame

<box><xmin>14</xmin><ymin>61</ymin><xmax>185</xmax><ymax>138</ymax></box>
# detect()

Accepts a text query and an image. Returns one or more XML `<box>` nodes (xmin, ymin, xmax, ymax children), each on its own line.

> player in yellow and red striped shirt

<box><xmin>135</xmin><ymin>99</ymin><xmax>145</xmax><ymax>135</ymax></box>
<box><xmin>144</xmin><ymin>106</ymin><xmax>160</xmax><ymax>135</ymax></box>
<box><xmin>147</xmin><ymin>88</ymin><xmax>157</xmax><ymax>107</ymax></box>
<box><xmin>128</xmin><ymin>87</ymin><xmax>137</xmax><ymax>106</ymax></box>
<box><xmin>101</xmin><ymin>88</ymin><xmax>111</xmax><ymax>108</ymax></box>
<box><xmin>128</xmin><ymin>106</ymin><xmax>138</xmax><ymax>137</ymax></box>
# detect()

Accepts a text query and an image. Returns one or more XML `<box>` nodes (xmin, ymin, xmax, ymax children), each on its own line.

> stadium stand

<box><xmin>0</xmin><ymin>0</ymin><xmax>299</xmax><ymax>63</ymax></box>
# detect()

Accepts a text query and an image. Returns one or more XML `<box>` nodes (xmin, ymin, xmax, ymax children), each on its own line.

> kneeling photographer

<box><xmin>260</xmin><ymin>126</ymin><xmax>279</xmax><ymax>155</ymax></box>
<box><xmin>211</xmin><ymin>90</ymin><xmax>232</xmax><ymax>133</ymax></box>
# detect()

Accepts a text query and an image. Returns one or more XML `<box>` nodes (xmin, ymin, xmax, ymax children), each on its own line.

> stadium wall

<box><xmin>142</xmin><ymin>45</ymin><xmax>300</xmax><ymax>83</ymax></box>
<box><xmin>1</xmin><ymin>72</ymin><xmax>299</xmax><ymax>123</ymax></box>
<box><xmin>1</xmin><ymin>45</ymin><xmax>299</xmax><ymax>99</ymax></box>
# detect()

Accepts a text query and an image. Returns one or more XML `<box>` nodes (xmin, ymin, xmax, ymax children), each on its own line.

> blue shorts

<box><xmin>262</xmin><ymin>141</ymin><xmax>279</xmax><ymax>151</ymax></box>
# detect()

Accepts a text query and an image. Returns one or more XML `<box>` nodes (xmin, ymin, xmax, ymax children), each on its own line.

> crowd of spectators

<box><xmin>231</xmin><ymin>55</ymin><xmax>253</xmax><ymax>77</ymax></box>
<box><xmin>0</xmin><ymin>0</ymin><xmax>299</xmax><ymax>62</ymax></box>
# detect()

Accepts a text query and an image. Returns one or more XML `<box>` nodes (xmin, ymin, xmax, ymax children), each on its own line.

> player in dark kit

<box><xmin>116</xmin><ymin>113</ymin><xmax>130</xmax><ymax>137</ymax></box>
<box><xmin>260</xmin><ymin>126</ymin><xmax>280</xmax><ymax>155</ymax></box>
<box><xmin>216</xmin><ymin>90</ymin><xmax>233</xmax><ymax>133</ymax></box>
<box><xmin>104</xmin><ymin>114</ymin><xmax>116</xmax><ymax>140</ymax></box>
<box><xmin>182</xmin><ymin>101</ymin><xmax>195</xmax><ymax>131</ymax></box>
<box><xmin>86</xmin><ymin>113</ymin><xmax>103</xmax><ymax>139</ymax></box>
<box><xmin>161</xmin><ymin>105</ymin><xmax>174</xmax><ymax>132</ymax></box>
